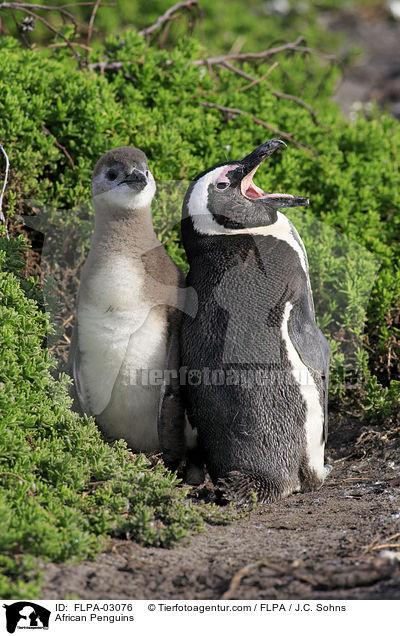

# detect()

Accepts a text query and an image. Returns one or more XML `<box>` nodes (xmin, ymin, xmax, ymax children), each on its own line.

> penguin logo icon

<box><xmin>3</xmin><ymin>602</ymin><xmax>51</xmax><ymax>633</ymax></box>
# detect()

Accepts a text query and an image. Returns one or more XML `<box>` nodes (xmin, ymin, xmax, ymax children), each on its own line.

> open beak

<box><xmin>240</xmin><ymin>139</ymin><xmax>309</xmax><ymax>208</ymax></box>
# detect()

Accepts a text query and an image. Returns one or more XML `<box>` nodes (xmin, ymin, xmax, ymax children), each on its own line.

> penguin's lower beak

<box><xmin>120</xmin><ymin>169</ymin><xmax>147</xmax><ymax>191</ymax></box>
<box><xmin>240</xmin><ymin>139</ymin><xmax>309</xmax><ymax>208</ymax></box>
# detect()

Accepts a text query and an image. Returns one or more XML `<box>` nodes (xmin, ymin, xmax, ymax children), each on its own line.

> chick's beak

<box><xmin>120</xmin><ymin>169</ymin><xmax>148</xmax><ymax>190</ymax></box>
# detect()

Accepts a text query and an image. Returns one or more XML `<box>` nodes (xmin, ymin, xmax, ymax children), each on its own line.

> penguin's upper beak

<box><xmin>120</xmin><ymin>168</ymin><xmax>147</xmax><ymax>190</ymax></box>
<box><xmin>239</xmin><ymin>139</ymin><xmax>309</xmax><ymax>208</ymax></box>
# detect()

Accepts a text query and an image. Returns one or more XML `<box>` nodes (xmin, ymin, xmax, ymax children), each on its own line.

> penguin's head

<box><xmin>91</xmin><ymin>146</ymin><xmax>156</xmax><ymax>212</ymax></box>
<box><xmin>183</xmin><ymin>139</ymin><xmax>309</xmax><ymax>234</ymax></box>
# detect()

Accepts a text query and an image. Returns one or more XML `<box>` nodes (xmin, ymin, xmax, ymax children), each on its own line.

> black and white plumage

<box><xmin>180</xmin><ymin>139</ymin><xmax>331</xmax><ymax>502</ymax></box>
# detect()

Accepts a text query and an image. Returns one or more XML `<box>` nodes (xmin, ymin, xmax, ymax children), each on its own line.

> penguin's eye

<box><xmin>216</xmin><ymin>182</ymin><xmax>229</xmax><ymax>191</ymax></box>
<box><xmin>146</xmin><ymin>170</ymin><xmax>149</xmax><ymax>177</ymax></box>
<box><xmin>106</xmin><ymin>169</ymin><xmax>118</xmax><ymax>181</ymax></box>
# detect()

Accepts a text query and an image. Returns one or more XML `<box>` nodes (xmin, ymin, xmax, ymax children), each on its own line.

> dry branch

<box><xmin>363</xmin><ymin>532</ymin><xmax>400</xmax><ymax>554</ymax></box>
<box><xmin>221</xmin><ymin>61</ymin><xmax>254</xmax><ymax>82</ymax></box>
<box><xmin>8</xmin><ymin>5</ymin><xmax>31</xmax><ymax>47</ymax></box>
<box><xmin>0</xmin><ymin>2</ymin><xmax>113</xmax><ymax>27</ymax></box>
<box><xmin>86</xmin><ymin>0</ymin><xmax>101</xmax><ymax>50</ymax></box>
<box><xmin>2</xmin><ymin>4</ymin><xmax>82</xmax><ymax>62</ymax></box>
<box><xmin>269</xmin><ymin>88</ymin><xmax>327</xmax><ymax>128</ymax></box>
<box><xmin>0</xmin><ymin>1</ymin><xmax>114</xmax><ymax>64</ymax></box>
<box><xmin>41</xmin><ymin>125</ymin><xmax>76</xmax><ymax>170</ymax></box>
<box><xmin>36</xmin><ymin>41</ymin><xmax>92</xmax><ymax>52</ymax></box>
<box><xmin>217</xmin><ymin>61</ymin><xmax>324</xmax><ymax>126</ymax></box>
<box><xmin>238</xmin><ymin>62</ymin><xmax>279</xmax><ymax>91</ymax></box>
<box><xmin>138</xmin><ymin>0</ymin><xmax>200</xmax><ymax>38</ymax></box>
<box><xmin>193</xmin><ymin>36</ymin><xmax>336</xmax><ymax>67</ymax></box>
<box><xmin>193</xmin><ymin>39</ymin><xmax>331</xmax><ymax>130</ymax></box>
<box><xmin>200</xmin><ymin>101</ymin><xmax>314</xmax><ymax>154</ymax></box>
<box><xmin>0</xmin><ymin>143</ymin><xmax>10</xmax><ymax>239</ymax></box>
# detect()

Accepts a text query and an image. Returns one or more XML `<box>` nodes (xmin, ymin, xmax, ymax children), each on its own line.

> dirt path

<box><xmin>40</xmin><ymin>415</ymin><xmax>400</xmax><ymax>600</ymax></box>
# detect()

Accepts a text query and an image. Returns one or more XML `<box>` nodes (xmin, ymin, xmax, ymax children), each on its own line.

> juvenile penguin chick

<box><xmin>69</xmin><ymin>147</ymin><xmax>188</xmax><ymax>465</ymax></box>
<box><xmin>180</xmin><ymin>139</ymin><xmax>331</xmax><ymax>503</ymax></box>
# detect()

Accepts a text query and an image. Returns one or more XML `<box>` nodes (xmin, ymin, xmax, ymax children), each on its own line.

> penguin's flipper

<box><xmin>68</xmin><ymin>320</ymin><xmax>94</xmax><ymax>417</ymax></box>
<box><xmin>158</xmin><ymin>311</ymin><xmax>186</xmax><ymax>472</ymax></box>
<box><xmin>141</xmin><ymin>245</ymin><xmax>198</xmax><ymax>318</ymax></box>
<box><xmin>288</xmin><ymin>297</ymin><xmax>331</xmax><ymax>442</ymax></box>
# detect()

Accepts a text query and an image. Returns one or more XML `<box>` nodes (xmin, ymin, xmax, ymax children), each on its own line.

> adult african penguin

<box><xmin>69</xmin><ymin>146</ymin><xmax>192</xmax><ymax>472</ymax></box>
<box><xmin>180</xmin><ymin>139</ymin><xmax>331</xmax><ymax>502</ymax></box>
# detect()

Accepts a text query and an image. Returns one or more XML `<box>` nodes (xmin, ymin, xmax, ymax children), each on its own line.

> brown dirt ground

<box><xmin>39</xmin><ymin>414</ymin><xmax>400</xmax><ymax>600</ymax></box>
<box><xmin>38</xmin><ymin>7</ymin><xmax>400</xmax><ymax>602</ymax></box>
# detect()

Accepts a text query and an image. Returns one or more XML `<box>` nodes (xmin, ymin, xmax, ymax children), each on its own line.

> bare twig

<box><xmin>269</xmin><ymin>88</ymin><xmax>327</xmax><ymax>128</ymax></box>
<box><xmin>343</xmin><ymin>477</ymin><xmax>370</xmax><ymax>481</ymax></box>
<box><xmin>193</xmin><ymin>36</ymin><xmax>336</xmax><ymax>67</ymax></box>
<box><xmin>86</xmin><ymin>0</ymin><xmax>101</xmax><ymax>56</ymax></box>
<box><xmin>36</xmin><ymin>41</ymin><xmax>92</xmax><ymax>51</ymax></box>
<box><xmin>363</xmin><ymin>532</ymin><xmax>400</xmax><ymax>554</ymax></box>
<box><xmin>0</xmin><ymin>2</ymin><xmax>115</xmax><ymax>63</ymax></box>
<box><xmin>215</xmin><ymin>61</ymin><xmax>324</xmax><ymax>128</ymax></box>
<box><xmin>194</xmin><ymin>37</ymin><xmax>304</xmax><ymax>65</ymax></box>
<box><xmin>9</xmin><ymin>5</ymin><xmax>31</xmax><ymax>47</ymax></box>
<box><xmin>138</xmin><ymin>0</ymin><xmax>199</xmax><ymax>37</ymax></box>
<box><xmin>221</xmin><ymin>61</ymin><xmax>254</xmax><ymax>82</ymax></box>
<box><xmin>200</xmin><ymin>101</ymin><xmax>313</xmax><ymax>154</ymax></box>
<box><xmin>41</xmin><ymin>125</ymin><xmax>76</xmax><ymax>170</ymax></box>
<box><xmin>0</xmin><ymin>143</ymin><xmax>10</xmax><ymax>240</ymax></box>
<box><xmin>196</xmin><ymin>40</ymin><xmax>329</xmax><ymax>130</ymax></box>
<box><xmin>2</xmin><ymin>4</ymin><xmax>83</xmax><ymax>64</ymax></box>
<box><xmin>58</xmin><ymin>2</ymin><xmax>113</xmax><ymax>5</ymax></box>
<box><xmin>238</xmin><ymin>62</ymin><xmax>279</xmax><ymax>91</ymax></box>
<box><xmin>62</xmin><ymin>313</ymin><xmax>74</xmax><ymax>328</ymax></box>
<box><xmin>0</xmin><ymin>2</ymin><xmax>111</xmax><ymax>28</ymax></box>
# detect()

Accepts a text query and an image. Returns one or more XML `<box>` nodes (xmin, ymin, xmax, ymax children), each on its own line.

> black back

<box><xmin>180</xmin><ymin>222</ymin><xmax>329</xmax><ymax>488</ymax></box>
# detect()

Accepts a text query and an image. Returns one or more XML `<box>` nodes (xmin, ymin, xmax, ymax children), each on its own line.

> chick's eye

<box><xmin>106</xmin><ymin>169</ymin><xmax>118</xmax><ymax>181</ymax></box>
<box><xmin>146</xmin><ymin>170</ymin><xmax>149</xmax><ymax>177</ymax></box>
<box><xmin>216</xmin><ymin>181</ymin><xmax>229</xmax><ymax>190</ymax></box>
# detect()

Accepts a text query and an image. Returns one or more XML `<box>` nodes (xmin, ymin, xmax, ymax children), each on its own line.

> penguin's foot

<box><xmin>185</xmin><ymin>463</ymin><xmax>206</xmax><ymax>486</ymax></box>
<box><xmin>216</xmin><ymin>471</ymin><xmax>282</xmax><ymax>505</ymax></box>
<box><xmin>183</xmin><ymin>444</ymin><xmax>206</xmax><ymax>486</ymax></box>
<box><xmin>161</xmin><ymin>455</ymin><xmax>182</xmax><ymax>475</ymax></box>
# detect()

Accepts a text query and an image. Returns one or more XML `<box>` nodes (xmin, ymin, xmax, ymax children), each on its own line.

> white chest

<box><xmin>87</xmin><ymin>256</ymin><xmax>145</xmax><ymax>313</ymax></box>
<box><xmin>77</xmin><ymin>255</ymin><xmax>168</xmax><ymax>419</ymax></box>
